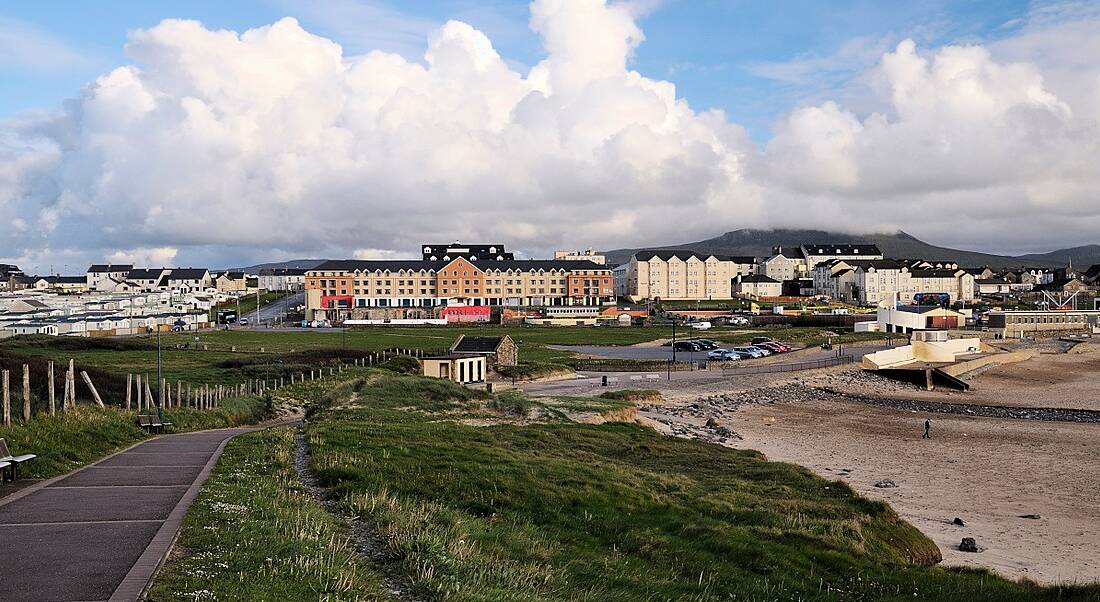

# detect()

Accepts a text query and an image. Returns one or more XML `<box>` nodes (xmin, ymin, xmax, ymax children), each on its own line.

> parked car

<box><xmin>733</xmin><ymin>346</ymin><xmax>767</xmax><ymax>358</ymax></box>
<box><xmin>728</xmin><ymin>316</ymin><xmax>750</xmax><ymax>326</ymax></box>
<box><xmin>757</xmin><ymin>342</ymin><xmax>788</xmax><ymax>353</ymax></box>
<box><xmin>707</xmin><ymin>349</ymin><xmax>739</xmax><ymax>360</ymax></box>
<box><xmin>673</xmin><ymin>341</ymin><xmax>703</xmax><ymax>352</ymax></box>
<box><xmin>729</xmin><ymin>349</ymin><xmax>756</xmax><ymax>359</ymax></box>
<box><xmin>689</xmin><ymin>339</ymin><xmax>721</xmax><ymax>350</ymax></box>
<box><xmin>239</xmin><ymin>318</ymin><xmax>249</xmax><ymax>326</ymax></box>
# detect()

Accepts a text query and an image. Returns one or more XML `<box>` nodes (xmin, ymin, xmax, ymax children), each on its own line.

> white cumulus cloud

<box><xmin>1</xmin><ymin>0</ymin><xmax>1099</xmax><ymax>271</ymax></box>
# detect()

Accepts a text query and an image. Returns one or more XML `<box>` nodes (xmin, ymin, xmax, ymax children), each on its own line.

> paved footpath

<box><xmin>0</xmin><ymin>428</ymin><xmax>256</xmax><ymax>602</ymax></box>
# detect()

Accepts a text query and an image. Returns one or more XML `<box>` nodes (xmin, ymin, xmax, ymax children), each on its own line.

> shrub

<box><xmin>380</xmin><ymin>354</ymin><xmax>421</xmax><ymax>375</ymax></box>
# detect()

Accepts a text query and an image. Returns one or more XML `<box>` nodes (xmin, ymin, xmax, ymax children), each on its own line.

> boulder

<box><xmin>873</xmin><ymin>479</ymin><xmax>898</xmax><ymax>488</ymax></box>
<box><xmin>705</xmin><ymin>417</ymin><xmax>719</xmax><ymax>427</ymax></box>
<box><xmin>1018</xmin><ymin>514</ymin><xmax>1042</xmax><ymax>520</ymax></box>
<box><xmin>959</xmin><ymin>537</ymin><xmax>982</xmax><ymax>553</ymax></box>
<box><xmin>952</xmin><ymin>517</ymin><xmax>966</xmax><ymax>527</ymax></box>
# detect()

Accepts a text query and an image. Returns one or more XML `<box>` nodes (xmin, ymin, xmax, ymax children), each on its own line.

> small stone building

<box><xmin>449</xmin><ymin>335</ymin><xmax>518</xmax><ymax>367</ymax></box>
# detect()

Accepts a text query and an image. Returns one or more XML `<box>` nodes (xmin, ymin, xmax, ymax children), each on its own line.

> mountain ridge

<box><xmin>603</xmin><ymin>229</ymin><xmax>1092</xmax><ymax>270</ymax></box>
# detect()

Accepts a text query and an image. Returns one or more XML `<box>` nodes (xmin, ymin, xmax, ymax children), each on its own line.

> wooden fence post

<box><xmin>2</xmin><ymin>370</ymin><xmax>9</xmax><ymax>426</ymax></box>
<box><xmin>136</xmin><ymin>374</ymin><xmax>143</xmax><ymax>410</ymax></box>
<box><xmin>67</xmin><ymin>359</ymin><xmax>76</xmax><ymax>410</ymax></box>
<box><xmin>160</xmin><ymin>378</ymin><xmax>166</xmax><ymax>409</ymax></box>
<box><xmin>48</xmin><ymin>361</ymin><xmax>56</xmax><ymax>416</ymax></box>
<box><xmin>23</xmin><ymin>364</ymin><xmax>31</xmax><ymax>422</ymax></box>
<box><xmin>80</xmin><ymin>371</ymin><xmax>105</xmax><ymax>408</ymax></box>
<box><xmin>62</xmin><ymin>370</ymin><xmax>71</xmax><ymax>413</ymax></box>
<box><xmin>126</xmin><ymin>374</ymin><xmax>132</xmax><ymax>410</ymax></box>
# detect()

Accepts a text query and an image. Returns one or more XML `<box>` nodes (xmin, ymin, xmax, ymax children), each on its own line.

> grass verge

<box><xmin>148</xmin><ymin>427</ymin><xmax>395</xmax><ymax>601</ymax></box>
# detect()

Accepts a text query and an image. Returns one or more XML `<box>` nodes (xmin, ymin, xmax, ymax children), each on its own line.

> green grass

<box><xmin>0</xmin><ymin>396</ymin><xmax>269</xmax><ymax>479</ymax></box>
<box><xmin>143</xmin><ymin>373</ymin><xmax>1099</xmax><ymax>600</ymax></box>
<box><xmin>148</xmin><ymin>427</ymin><xmax>396</xmax><ymax>601</ymax></box>
<box><xmin>294</xmin><ymin>374</ymin><xmax>1100</xmax><ymax>601</ymax></box>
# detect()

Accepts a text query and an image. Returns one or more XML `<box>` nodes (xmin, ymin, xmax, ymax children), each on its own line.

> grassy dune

<box><xmin>148</xmin><ymin>372</ymin><xmax>1100</xmax><ymax>600</ymax></box>
<box><xmin>299</xmin><ymin>375</ymin><xmax>1096</xmax><ymax>601</ymax></box>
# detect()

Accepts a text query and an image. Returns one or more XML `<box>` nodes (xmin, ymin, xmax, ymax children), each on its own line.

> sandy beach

<box><xmin>564</xmin><ymin>346</ymin><xmax>1100</xmax><ymax>585</ymax></box>
<box><xmin>728</xmin><ymin>396</ymin><xmax>1100</xmax><ymax>584</ymax></box>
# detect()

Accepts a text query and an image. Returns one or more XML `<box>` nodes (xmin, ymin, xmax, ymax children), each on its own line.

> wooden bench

<box><xmin>136</xmin><ymin>414</ymin><xmax>172</xmax><ymax>434</ymax></box>
<box><xmin>0</xmin><ymin>438</ymin><xmax>37</xmax><ymax>483</ymax></box>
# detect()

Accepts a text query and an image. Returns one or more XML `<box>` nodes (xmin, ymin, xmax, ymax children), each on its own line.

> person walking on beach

<box><xmin>923</xmin><ymin>418</ymin><xmax>932</xmax><ymax>439</ymax></box>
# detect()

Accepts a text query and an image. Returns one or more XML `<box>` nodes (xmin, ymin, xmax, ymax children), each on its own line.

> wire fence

<box><xmin>718</xmin><ymin>355</ymin><xmax>855</xmax><ymax>375</ymax></box>
<box><xmin>573</xmin><ymin>354</ymin><xmax>857</xmax><ymax>374</ymax></box>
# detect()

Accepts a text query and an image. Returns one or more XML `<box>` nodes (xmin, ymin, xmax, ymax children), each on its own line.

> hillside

<box><xmin>228</xmin><ymin>258</ymin><xmax>328</xmax><ymax>273</ymax></box>
<box><xmin>604</xmin><ymin>229</ymin><xmax>1069</xmax><ymax>269</ymax></box>
<box><xmin>1019</xmin><ymin>244</ymin><xmax>1100</xmax><ymax>268</ymax></box>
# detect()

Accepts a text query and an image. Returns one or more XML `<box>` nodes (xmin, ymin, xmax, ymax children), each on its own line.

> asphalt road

<box><xmin>241</xmin><ymin>291</ymin><xmax>303</xmax><ymax>328</ymax></box>
<box><xmin>0</xmin><ymin>428</ymin><xmax>254</xmax><ymax>602</ymax></box>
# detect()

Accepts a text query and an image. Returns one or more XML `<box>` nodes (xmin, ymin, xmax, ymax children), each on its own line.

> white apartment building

<box><xmin>554</xmin><ymin>249</ymin><xmax>606</xmax><ymax>265</ymax></box>
<box><xmin>815</xmin><ymin>259</ymin><xmax>975</xmax><ymax>306</ymax></box>
<box><xmin>762</xmin><ymin>244</ymin><xmax>884</xmax><ymax>283</ymax></box>
<box><xmin>86</xmin><ymin>264</ymin><xmax>133</xmax><ymax>291</ymax></box>
<box><xmin>259</xmin><ymin>268</ymin><xmax>307</xmax><ymax>291</ymax></box>
<box><xmin>616</xmin><ymin>251</ymin><xmax>757</xmax><ymax>301</ymax></box>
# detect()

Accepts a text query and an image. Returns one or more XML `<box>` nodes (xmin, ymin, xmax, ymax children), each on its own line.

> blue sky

<box><xmin>1</xmin><ymin>0</ymin><xmax>1034</xmax><ymax>144</ymax></box>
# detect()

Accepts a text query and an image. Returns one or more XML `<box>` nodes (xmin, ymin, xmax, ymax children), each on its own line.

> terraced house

<box><xmin>305</xmin><ymin>243</ymin><xmax>613</xmax><ymax>322</ymax></box>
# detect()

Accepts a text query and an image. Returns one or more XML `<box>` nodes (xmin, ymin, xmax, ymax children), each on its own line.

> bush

<box><xmin>380</xmin><ymin>354</ymin><xmax>421</xmax><ymax>375</ymax></box>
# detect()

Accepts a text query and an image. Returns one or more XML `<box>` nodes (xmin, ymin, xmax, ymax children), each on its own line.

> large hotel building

<box><xmin>305</xmin><ymin>243</ymin><xmax>614</xmax><ymax>321</ymax></box>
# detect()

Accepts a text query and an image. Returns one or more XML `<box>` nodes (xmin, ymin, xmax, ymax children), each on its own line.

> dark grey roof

<box><xmin>739</xmin><ymin>274</ymin><xmax>779</xmax><ymax>283</ymax></box>
<box><xmin>310</xmin><ymin>258</ymin><xmax>610</xmax><ymax>273</ymax></box>
<box><xmin>422</xmin><ymin>243</ymin><xmax>513</xmax><ymax>261</ymax></box>
<box><xmin>452</xmin><ymin>336</ymin><xmax>507</xmax><ymax>353</ymax></box>
<box><xmin>482</xmin><ymin>259</ymin><xmax>607</xmax><ymax>272</ymax></box>
<box><xmin>909</xmin><ymin>269</ymin><xmax>964</xmax><ymax>278</ymax></box>
<box><xmin>128</xmin><ymin>268</ymin><xmax>166</xmax><ymax>280</ymax></box>
<box><xmin>166</xmin><ymin>268</ymin><xmax>209</xmax><ymax>279</ymax></box>
<box><xmin>88</xmin><ymin>264</ymin><xmax>132</xmax><ymax>273</ymax></box>
<box><xmin>259</xmin><ymin>267</ymin><xmax>308</xmax><ymax>276</ymax></box>
<box><xmin>802</xmin><ymin>244</ymin><xmax>882</xmax><ymax>256</ymax></box>
<box><xmin>35</xmin><ymin>275</ymin><xmax>86</xmax><ymax>284</ymax></box>
<box><xmin>634</xmin><ymin>250</ymin><xmax>745</xmax><ymax>262</ymax></box>
<box><xmin>216</xmin><ymin>271</ymin><xmax>246</xmax><ymax>279</ymax></box>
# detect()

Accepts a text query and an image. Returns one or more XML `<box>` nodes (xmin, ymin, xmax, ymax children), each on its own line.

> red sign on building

<box><xmin>441</xmin><ymin>305</ymin><xmax>491</xmax><ymax>323</ymax></box>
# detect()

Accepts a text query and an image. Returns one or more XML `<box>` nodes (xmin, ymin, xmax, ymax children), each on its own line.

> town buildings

<box><xmin>615</xmin><ymin>251</ymin><xmax>757</xmax><ymax>301</ymax></box>
<box><xmin>986</xmin><ymin>310</ymin><xmax>1100</xmax><ymax>339</ymax></box>
<box><xmin>734</xmin><ymin>274</ymin><xmax>782</xmax><ymax>298</ymax></box>
<box><xmin>554</xmin><ymin>249</ymin><xmax>606</xmax><ymax>265</ymax></box>
<box><xmin>86</xmin><ymin>264</ymin><xmax>133</xmax><ymax>291</ymax></box>
<box><xmin>304</xmin><ymin>243</ymin><xmax>614</xmax><ymax>322</ymax></box>
<box><xmin>258</xmin><ymin>268</ymin><xmax>307</xmax><ymax>291</ymax></box>
<box><xmin>813</xmin><ymin>259</ymin><xmax>975</xmax><ymax>305</ymax></box>
<box><xmin>762</xmin><ymin>244</ymin><xmax>884</xmax><ymax>281</ymax></box>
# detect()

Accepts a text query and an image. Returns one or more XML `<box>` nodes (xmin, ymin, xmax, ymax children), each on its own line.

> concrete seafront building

<box><xmin>615</xmin><ymin>250</ymin><xmax>757</xmax><ymax>301</ymax></box>
<box><xmin>986</xmin><ymin>310</ymin><xmax>1100</xmax><ymax>339</ymax></box>
<box><xmin>305</xmin><ymin>243</ymin><xmax>614</xmax><ymax>322</ymax></box>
